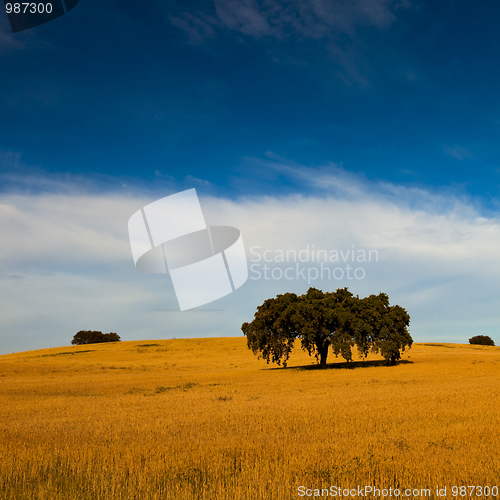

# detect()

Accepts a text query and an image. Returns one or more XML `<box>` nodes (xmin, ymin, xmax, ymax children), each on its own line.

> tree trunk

<box><xmin>319</xmin><ymin>344</ymin><xmax>329</xmax><ymax>368</ymax></box>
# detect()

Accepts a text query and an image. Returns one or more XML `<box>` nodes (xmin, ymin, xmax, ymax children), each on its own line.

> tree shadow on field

<box><xmin>267</xmin><ymin>359</ymin><xmax>413</xmax><ymax>371</ymax></box>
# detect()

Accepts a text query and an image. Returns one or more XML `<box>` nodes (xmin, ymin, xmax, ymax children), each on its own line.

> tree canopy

<box><xmin>71</xmin><ymin>331</ymin><xmax>121</xmax><ymax>345</ymax></box>
<box><xmin>241</xmin><ymin>287</ymin><xmax>412</xmax><ymax>367</ymax></box>
<box><xmin>469</xmin><ymin>335</ymin><xmax>495</xmax><ymax>346</ymax></box>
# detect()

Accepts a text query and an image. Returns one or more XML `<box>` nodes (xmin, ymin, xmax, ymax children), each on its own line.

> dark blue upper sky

<box><xmin>1</xmin><ymin>0</ymin><xmax>500</xmax><ymax>204</ymax></box>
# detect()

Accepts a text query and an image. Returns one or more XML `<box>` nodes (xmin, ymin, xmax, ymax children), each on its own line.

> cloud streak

<box><xmin>168</xmin><ymin>0</ymin><xmax>407</xmax><ymax>84</ymax></box>
<box><xmin>444</xmin><ymin>145</ymin><xmax>473</xmax><ymax>161</ymax></box>
<box><xmin>171</xmin><ymin>0</ymin><xmax>396</xmax><ymax>41</ymax></box>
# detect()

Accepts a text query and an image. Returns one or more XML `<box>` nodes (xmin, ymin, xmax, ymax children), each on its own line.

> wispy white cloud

<box><xmin>444</xmin><ymin>145</ymin><xmax>472</xmax><ymax>161</ymax></box>
<box><xmin>239</xmin><ymin>153</ymin><xmax>487</xmax><ymax>215</ymax></box>
<box><xmin>213</xmin><ymin>0</ymin><xmax>274</xmax><ymax>37</ymax></box>
<box><xmin>168</xmin><ymin>11</ymin><xmax>218</xmax><ymax>44</ymax></box>
<box><xmin>1</xmin><ymin>160</ymin><xmax>499</xmax><ymax>355</ymax></box>
<box><xmin>184</xmin><ymin>174</ymin><xmax>214</xmax><ymax>187</ymax></box>
<box><xmin>0</xmin><ymin>150</ymin><xmax>23</xmax><ymax>170</ymax></box>
<box><xmin>208</xmin><ymin>0</ymin><xmax>397</xmax><ymax>39</ymax></box>
<box><xmin>0</xmin><ymin>17</ymin><xmax>26</xmax><ymax>53</ymax></box>
<box><xmin>0</xmin><ymin>154</ymin><xmax>179</xmax><ymax>197</ymax></box>
<box><xmin>167</xmin><ymin>0</ymin><xmax>408</xmax><ymax>84</ymax></box>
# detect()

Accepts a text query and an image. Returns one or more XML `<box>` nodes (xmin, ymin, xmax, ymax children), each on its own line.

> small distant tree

<box><xmin>71</xmin><ymin>331</ymin><xmax>121</xmax><ymax>345</ymax></box>
<box><xmin>469</xmin><ymin>335</ymin><xmax>495</xmax><ymax>346</ymax></box>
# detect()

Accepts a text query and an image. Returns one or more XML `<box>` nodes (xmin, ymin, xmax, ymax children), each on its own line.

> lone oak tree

<box><xmin>241</xmin><ymin>287</ymin><xmax>412</xmax><ymax>367</ymax></box>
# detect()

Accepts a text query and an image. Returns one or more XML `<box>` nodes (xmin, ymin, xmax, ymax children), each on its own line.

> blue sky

<box><xmin>1</xmin><ymin>0</ymin><xmax>499</xmax><ymax>354</ymax></box>
<box><xmin>1</xmin><ymin>0</ymin><xmax>500</xmax><ymax>201</ymax></box>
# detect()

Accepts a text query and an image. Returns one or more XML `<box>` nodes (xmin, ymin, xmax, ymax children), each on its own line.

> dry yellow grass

<box><xmin>0</xmin><ymin>338</ymin><xmax>499</xmax><ymax>499</ymax></box>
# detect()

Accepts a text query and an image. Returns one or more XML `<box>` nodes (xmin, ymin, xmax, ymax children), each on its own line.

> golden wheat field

<box><xmin>0</xmin><ymin>338</ymin><xmax>499</xmax><ymax>500</ymax></box>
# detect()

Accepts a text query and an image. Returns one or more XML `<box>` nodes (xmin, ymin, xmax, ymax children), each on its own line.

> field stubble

<box><xmin>0</xmin><ymin>338</ymin><xmax>499</xmax><ymax>499</ymax></box>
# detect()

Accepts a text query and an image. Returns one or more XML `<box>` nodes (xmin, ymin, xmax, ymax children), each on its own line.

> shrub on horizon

<box><xmin>72</xmin><ymin>331</ymin><xmax>121</xmax><ymax>345</ymax></box>
<box><xmin>469</xmin><ymin>335</ymin><xmax>495</xmax><ymax>346</ymax></box>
